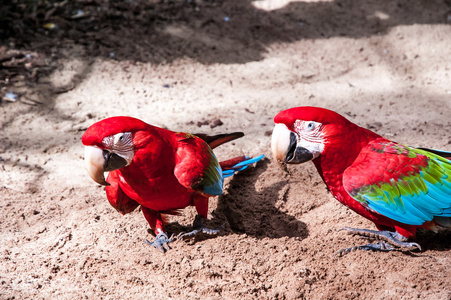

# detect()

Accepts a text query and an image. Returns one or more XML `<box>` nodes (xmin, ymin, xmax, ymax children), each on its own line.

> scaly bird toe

<box><xmin>336</xmin><ymin>227</ymin><xmax>422</xmax><ymax>256</ymax></box>
<box><xmin>177</xmin><ymin>214</ymin><xmax>224</xmax><ymax>240</ymax></box>
<box><xmin>145</xmin><ymin>232</ymin><xmax>175</xmax><ymax>253</ymax></box>
<box><xmin>334</xmin><ymin>241</ymin><xmax>394</xmax><ymax>257</ymax></box>
<box><xmin>178</xmin><ymin>224</ymin><xmax>224</xmax><ymax>240</ymax></box>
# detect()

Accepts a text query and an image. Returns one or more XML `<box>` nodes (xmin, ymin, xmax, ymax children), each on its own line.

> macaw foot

<box><xmin>335</xmin><ymin>227</ymin><xmax>422</xmax><ymax>257</ymax></box>
<box><xmin>145</xmin><ymin>232</ymin><xmax>175</xmax><ymax>253</ymax></box>
<box><xmin>178</xmin><ymin>214</ymin><xmax>224</xmax><ymax>240</ymax></box>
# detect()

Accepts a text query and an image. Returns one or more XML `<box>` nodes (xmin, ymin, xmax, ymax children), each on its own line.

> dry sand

<box><xmin>1</xmin><ymin>0</ymin><xmax>451</xmax><ymax>299</ymax></box>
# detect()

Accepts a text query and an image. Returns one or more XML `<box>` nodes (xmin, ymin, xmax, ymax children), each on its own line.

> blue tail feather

<box><xmin>222</xmin><ymin>155</ymin><xmax>265</xmax><ymax>178</ymax></box>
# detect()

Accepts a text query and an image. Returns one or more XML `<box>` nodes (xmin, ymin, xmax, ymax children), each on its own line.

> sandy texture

<box><xmin>1</xmin><ymin>0</ymin><xmax>451</xmax><ymax>299</ymax></box>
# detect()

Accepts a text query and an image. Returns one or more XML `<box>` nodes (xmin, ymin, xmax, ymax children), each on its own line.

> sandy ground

<box><xmin>1</xmin><ymin>0</ymin><xmax>451</xmax><ymax>299</ymax></box>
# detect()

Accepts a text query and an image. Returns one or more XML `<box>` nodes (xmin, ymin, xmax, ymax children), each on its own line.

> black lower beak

<box><xmin>103</xmin><ymin>150</ymin><xmax>128</xmax><ymax>171</ymax></box>
<box><xmin>286</xmin><ymin>132</ymin><xmax>314</xmax><ymax>164</ymax></box>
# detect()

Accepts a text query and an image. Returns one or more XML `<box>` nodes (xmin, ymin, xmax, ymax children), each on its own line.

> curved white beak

<box><xmin>271</xmin><ymin>123</ymin><xmax>315</xmax><ymax>168</ymax></box>
<box><xmin>84</xmin><ymin>146</ymin><xmax>110</xmax><ymax>186</ymax></box>
<box><xmin>271</xmin><ymin>123</ymin><xmax>292</xmax><ymax>167</ymax></box>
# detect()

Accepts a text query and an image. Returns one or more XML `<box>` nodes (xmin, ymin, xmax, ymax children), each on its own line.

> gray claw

<box><xmin>178</xmin><ymin>229</ymin><xmax>200</xmax><ymax>240</ymax></box>
<box><xmin>178</xmin><ymin>214</ymin><xmax>225</xmax><ymax>240</ymax></box>
<box><xmin>335</xmin><ymin>241</ymin><xmax>394</xmax><ymax>257</ymax></box>
<box><xmin>178</xmin><ymin>223</ymin><xmax>224</xmax><ymax>240</ymax></box>
<box><xmin>145</xmin><ymin>232</ymin><xmax>175</xmax><ymax>253</ymax></box>
<box><xmin>335</xmin><ymin>227</ymin><xmax>422</xmax><ymax>256</ymax></box>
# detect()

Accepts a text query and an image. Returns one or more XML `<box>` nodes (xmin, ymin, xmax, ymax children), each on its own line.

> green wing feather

<box><xmin>173</xmin><ymin>134</ymin><xmax>224</xmax><ymax>196</ymax></box>
<box><xmin>343</xmin><ymin>140</ymin><xmax>451</xmax><ymax>225</ymax></box>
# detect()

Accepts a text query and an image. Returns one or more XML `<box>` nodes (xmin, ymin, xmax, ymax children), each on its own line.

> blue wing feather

<box><xmin>222</xmin><ymin>155</ymin><xmax>264</xmax><ymax>178</ymax></box>
<box><xmin>344</xmin><ymin>141</ymin><xmax>451</xmax><ymax>226</ymax></box>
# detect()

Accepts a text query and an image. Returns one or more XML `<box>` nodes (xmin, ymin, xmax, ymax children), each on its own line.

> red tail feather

<box><xmin>160</xmin><ymin>209</ymin><xmax>184</xmax><ymax>216</ymax></box>
<box><xmin>195</xmin><ymin>132</ymin><xmax>244</xmax><ymax>149</ymax></box>
<box><xmin>219</xmin><ymin>156</ymin><xmax>247</xmax><ymax>170</ymax></box>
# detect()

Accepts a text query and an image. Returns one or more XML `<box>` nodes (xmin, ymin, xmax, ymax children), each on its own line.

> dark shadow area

<box><xmin>164</xmin><ymin>158</ymin><xmax>308</xmax><ymax>242</ymax></box>
<box><xmin>415</xmin><ymin>227</ymin><xmax>451</xmax><ymax>252</ymax></box>
<box><xmin>1</xmin><ymin>0</ymin><xmax>450</xmax><ymax>133</ymax></box>
<box><xmin>1</xmin><ymin>0</ymin><xmax>450</xmax><ymax>66</ymax></box>
<box><xmin>215</xmin><ymin>158</ymin><xmax>308</xmax><ymax>239</ymax></box>
<box><xmin>163</xmin><ymin>158</ymin><xmax>308</xmax><ymax>241</ymax></box>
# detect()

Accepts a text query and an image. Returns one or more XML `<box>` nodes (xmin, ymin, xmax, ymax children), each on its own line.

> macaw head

<box><xmin>82</xmin><ymin>116</ymin><xmax>149</xmax><ymax>185</ymax></box>
<box><xmin>271</xmin><ymin>106</ymin><xmax>354</xmax><ymax>168</ymax></box>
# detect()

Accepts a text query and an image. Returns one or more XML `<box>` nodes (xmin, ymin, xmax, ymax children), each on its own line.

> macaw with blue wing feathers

<box><xmin>271</xmin><ymin>106</ymin><xmax>451</xmax><ymax>255</ymax></box>
<box><xmin>82</xmin><ymin>116</ymin><xmax>264</xmax><ymax>252</ymax></box>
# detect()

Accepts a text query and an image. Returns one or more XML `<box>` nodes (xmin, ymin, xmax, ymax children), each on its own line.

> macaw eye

<box><xmin>306</xmin><ymin>122</ymin><xmax>316</xmax><ymax>131</ymax></box>
<box><xmin>113</xmin><ymin>132</ymin><xmax>132</xmax><ymax>145</ymax></box>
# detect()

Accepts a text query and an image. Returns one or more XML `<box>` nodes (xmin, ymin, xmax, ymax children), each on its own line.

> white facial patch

<box><xmin>102</xmin><ymin>132</ymin><xmax>135</xmax><ymax>166</ymax></box>
<box><xmin>294</xmin><ymin>119</ymin><xmax>325</xmax><ymax>159</ymax></box>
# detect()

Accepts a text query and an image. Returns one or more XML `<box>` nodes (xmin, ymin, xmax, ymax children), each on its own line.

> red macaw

<box><xmin>82</xmin><ymin>116</ymin><xmax>264</xmax><ymax>252</ymax></box>
<box><xmin>271</xmin><ymin>106</ymin><xmax>451</xmax><ymax>255</ymax></box>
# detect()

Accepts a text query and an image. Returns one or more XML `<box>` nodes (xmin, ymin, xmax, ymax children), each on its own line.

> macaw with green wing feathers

<box><xmin>82</xmin><ymin>116</ymin><xmax>264</xmax><ymax>252</ymax></box>
<box><xmin>271</xmin><ymin>106</ymin><xmax>451</xmax><ymax>255</ymax></box>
